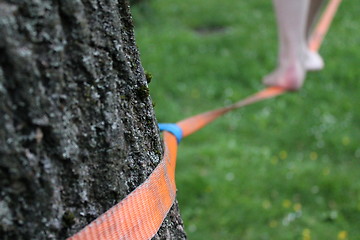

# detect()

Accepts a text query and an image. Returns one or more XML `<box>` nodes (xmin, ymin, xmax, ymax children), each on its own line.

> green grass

<box><xmin>131</xmin><ymin>0</ymin><xmax>360</xmax><ymax>239</ymax></box>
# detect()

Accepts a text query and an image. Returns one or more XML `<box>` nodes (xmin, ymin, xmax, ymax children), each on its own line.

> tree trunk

<box><xmin>0</xmin><ymin>0</ymin><xmax>186</xmax><ymax>239</ymax></box>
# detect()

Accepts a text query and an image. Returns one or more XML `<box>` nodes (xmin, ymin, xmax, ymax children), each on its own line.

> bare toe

<box><xmin>263</xmin><ymin>69</ymin><xmax>282</xmax><ymax>87</ymax></box>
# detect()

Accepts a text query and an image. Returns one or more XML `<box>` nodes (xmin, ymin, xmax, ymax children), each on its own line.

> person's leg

<box><xmin>305</xmin><ymin>0</ymin><xmax>325</xmax><ymax>71</ymax></box>
<box><xmin>263</xmin><ymin>0</ymin><xmax>310</xmax><ymax>90</ymax></box>
<box><xmin>306</xmin><ymin>0</ymin><xmax>325</xmax><ymax>38</ymax></box>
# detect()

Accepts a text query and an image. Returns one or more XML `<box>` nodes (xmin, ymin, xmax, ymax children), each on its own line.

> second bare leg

<box><xmin>305</xmin><ymin>0</ymin><xmax>325</xmax><ymax>71</ymax></box>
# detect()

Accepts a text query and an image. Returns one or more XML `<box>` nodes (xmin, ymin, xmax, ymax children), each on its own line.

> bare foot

<box><xmin>305</xmin><ymin>50</ymin><xmax>324</xmax><ymax>71</ymax></box>
<box><xmin>263</xmin><ymin>60</ymin><xmax>306</xmax><ymax>91</ymax></box>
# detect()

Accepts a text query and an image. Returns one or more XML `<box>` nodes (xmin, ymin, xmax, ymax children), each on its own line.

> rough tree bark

<box><xmin>0</xmin><ymin>0</ymin><xmax>186</xmax><ymax>239</ymax></box>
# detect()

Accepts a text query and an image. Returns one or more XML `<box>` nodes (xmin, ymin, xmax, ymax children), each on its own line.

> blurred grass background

<box><xmin>131</xmin><ymin>0</ymin><xmax>360</xmax><ymax>239</ymax></box>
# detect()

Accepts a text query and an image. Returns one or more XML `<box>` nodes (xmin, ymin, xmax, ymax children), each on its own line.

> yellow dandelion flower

<box><xmin>279</xmin><ymin>150</ymin><xmax>287</xmax><ymax>160</ymax></box>
<box><xmin>205</xmin><ymin>186</ymin><xmax>213</xmax><ymax>193</ymax></box>
<box><xmin>338</xmin><ymin>231</ymin><xmax>348</xmax><ymax>240</ymax></box>
<box><xmin>262</xmin><ymin>200</ymin><xmax>271</xmax><ymax>210</ymax></box>
<box><xmin>282</xmin><ymin>199</ymin><xmax>292</xmax><ymax>209</ymax></box>
<box><xmin>310</xmin><ymin>152</ymin><xmax>318</xmax><ymax>161</ymax></box>
<box><xmin>322</xmin><ymin>167</ymin><xmax>331</xmax><ymax>176</ymax></box>
<box><xmin>294</xmin><ymin>203</ymin><xmax>302</xmax><ymax>212</ymax></box>
<box><xmin>302</xmin><ymin>228</ymin><xmax>311</xmax><ymax>240</ymax></box>
<box><xmin>342</xmin><ymin>136</ymin><xmax>350</xmax><ymax>146</ymax></box>
<box><xmin>269</xmin><ymin>220</ymin><xmax>278</xmax><ymax>228</ymax></box>
<box><xmin>271</xmin><ymin>156</ymin><xmax>278</xmax><ymax>165</ymax></box>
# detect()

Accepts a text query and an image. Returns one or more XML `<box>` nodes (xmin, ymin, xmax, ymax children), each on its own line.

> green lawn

<box><xmin>131</xmin><ymin>0</ymin><xmax>360</xmax><ymax>239</ymax></box>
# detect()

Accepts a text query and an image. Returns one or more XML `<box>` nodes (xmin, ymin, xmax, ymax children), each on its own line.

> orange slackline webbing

<box><xmin>68</xmin><ymin>0</ymin><xmax>341</xmax><ymax>239</ymax></box>
<box><xmin>68</xmin><ymin>132</ymin><xmax>178</xmax><ymax>240</ymax></box>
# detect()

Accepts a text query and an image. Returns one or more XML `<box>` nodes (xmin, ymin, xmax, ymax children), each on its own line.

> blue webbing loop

<box><xmin>158</xmin><ymin>123</ymin><xmax>183</xmax><ymax>143</ymax></box>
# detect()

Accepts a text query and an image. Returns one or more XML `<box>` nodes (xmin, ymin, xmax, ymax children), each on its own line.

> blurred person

<box><xmin>263</xmin><ymin>0</ymin><xmax>325</xmax><ymax>91</ymax></box>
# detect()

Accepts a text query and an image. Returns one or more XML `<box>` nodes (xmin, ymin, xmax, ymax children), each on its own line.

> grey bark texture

<box><xmin>0</xmin><ymin>0</ymin><xmax>186</xmax><ymax>239</ymax></box>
